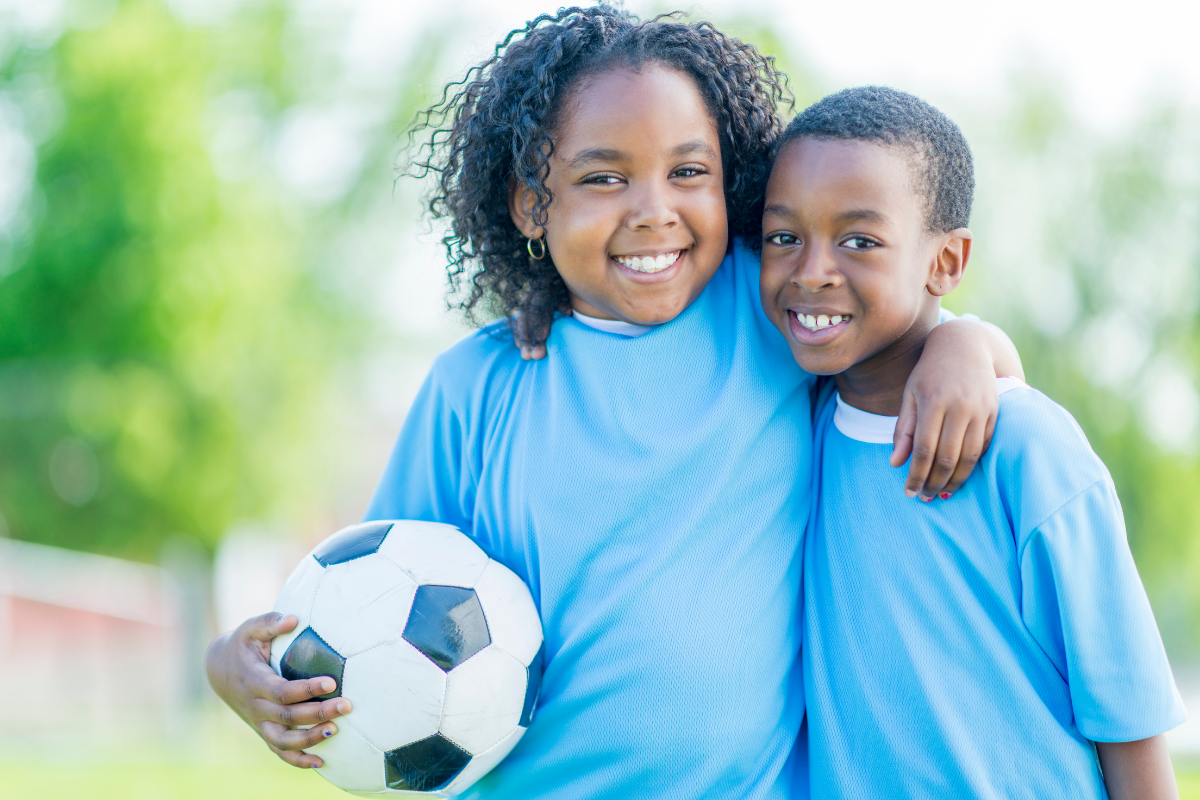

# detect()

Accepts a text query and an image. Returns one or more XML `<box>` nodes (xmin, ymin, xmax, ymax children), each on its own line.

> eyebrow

<box><xmin>834</xmin><ymin>209</ymin><xmax>886</xmax><ymax>224</ymax></box>
<box><xmin>566</xmin><ymin>140</ymin><xmax>718</xmax><ymax>169</ymax></box>
<box><xmin>763</xmin><ymin>203</ymin><xmax>792</xmax><ymax>218</ymax></box>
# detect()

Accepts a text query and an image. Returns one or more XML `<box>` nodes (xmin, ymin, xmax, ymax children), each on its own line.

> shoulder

<box><xmin>427</xmin><ymin>320</ymin><xmax>528</xmax><ymax>411</ymax></box>
<box><xmin>988</xmin><ymin>385</ymin><xmax>1113</xmax><ymax>532</ymax></box>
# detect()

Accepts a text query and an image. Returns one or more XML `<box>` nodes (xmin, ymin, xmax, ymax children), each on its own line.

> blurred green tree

<box><xmin>0</xmin><ymin>0</ymin><xmax>395</xmax><ymax>560</ymax></box>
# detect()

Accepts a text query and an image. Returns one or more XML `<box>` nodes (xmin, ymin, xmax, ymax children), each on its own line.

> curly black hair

<box><xmin>409</xmin><ymin>5</ymin><xmax>791</xmax><ymax>345</ymax></box>
<box><xmin>777</xmin><ymin>86</ymin><xmax>974</xmax><ymax>233</ymax></box>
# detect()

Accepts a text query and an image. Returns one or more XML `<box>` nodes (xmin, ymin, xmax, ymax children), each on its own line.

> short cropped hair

<box><xmin>778</xmin><ymin>86</ymin><xmax>973</xmax><ymax>232</ymax></box>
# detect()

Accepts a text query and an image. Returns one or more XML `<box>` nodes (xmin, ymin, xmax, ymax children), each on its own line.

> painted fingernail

<box><xmin>905</xmin><ymin>489</ymin><xmax>917</xmax><ymax>498</ymax></box>
<box><xmin>939</xmin><ymin>492</ymin><xmax>952</xmax><ymax>500</ymax></box>
<box><xmin>920</xmin><ymin>496</ymin><xmax>932</xmax><ymax>503</ymax></box>
<box><xmin>323</xmin><ymin>728</ymin><xmax>333</xmax><ymax>738</ymax></box>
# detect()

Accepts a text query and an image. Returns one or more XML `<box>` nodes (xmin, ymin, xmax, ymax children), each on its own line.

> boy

<box><xmin>760</xmin><ymin>86</ymin><xmax>1187</xmax><ymax>799</ymax></box>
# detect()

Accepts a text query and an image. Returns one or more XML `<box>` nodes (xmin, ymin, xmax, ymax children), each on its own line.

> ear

<box><xmin>927</xmin><ymin>228</ymin><xmax>972</xmax><ymax>297</ymax></box>
<box><xmin>508</xmin><ymin>181</ymin><xmax>544</xmax><ymax>239</ymax></box>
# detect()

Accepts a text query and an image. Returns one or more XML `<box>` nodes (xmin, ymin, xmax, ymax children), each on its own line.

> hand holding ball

<box><xmin>270</xmin><ymin>520</ymin><xmax>545</xmax><ymax>796</ymax></box>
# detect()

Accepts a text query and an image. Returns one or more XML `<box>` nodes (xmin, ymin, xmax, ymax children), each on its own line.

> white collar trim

<box><xmin>571</xmin><ymin>310</ymin><xmax>655</xmax><ymax>338</ymax></box>
<box><xmin>834</xmin><ymin>376</ymin><xmax>1027</xmax><ymax>444</ymax></box>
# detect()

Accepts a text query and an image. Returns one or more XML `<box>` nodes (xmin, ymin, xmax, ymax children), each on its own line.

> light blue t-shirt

<box><xmin>366</xmin><ymin>242</ymin><xmax>814</xmax><ymax>800</ymax></box>
<box><xmin>803</xmin><ymin>380</ymin><xmax>1186</xmax><ymax>799</ymax></box>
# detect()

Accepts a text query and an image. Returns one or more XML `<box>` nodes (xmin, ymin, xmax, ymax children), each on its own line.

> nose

<box><xmin>794</xmin><ymin>242</ymin><xmax>842</xmax><ymax>293</ymax></box>
<box><xmin>624</xmin><ymin>176</ymin><xmax>679</xmax><ymax>231</ymax></box>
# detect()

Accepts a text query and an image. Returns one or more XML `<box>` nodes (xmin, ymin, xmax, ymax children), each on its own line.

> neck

<box><xmin>833</xmin><ymin>305</ymin><xmax>940</xmax><ymax>416</ymax></box>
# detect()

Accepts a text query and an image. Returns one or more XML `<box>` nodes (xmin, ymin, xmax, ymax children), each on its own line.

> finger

<box><xmin>271</xmin><ymin>745</ymin><xmax>324</xmax><ymax>769</ymax></box>
<box><xmin>261</xmin><ymin>720</ymin><xmax>338</xmax><ymax>755</ymax></box>
<box><xmin>920</xmin><ymin>410</ymin><xmax>970</xmax><ymax>499</ymax></box>
<box><xmin>904</xmin><ymin>403</ymin><xmax>944</xmax><ymax>498</ymax></box>
<box><xmin>981</xmin><ymin>408</ymin><xmax>997</xmax><ymax>455</ymax></box>
<box><xmin>271</xmin><ymin>676</ymin><xmax>341</xmax><ymax>706</ymax></box>
<box><xmin>240</xmin><ymin>612</ymin><xmax>296</xmax><ymax>643</ymax></box>
<box><xmin>890</xmin><ymin>391</ymin><xmax>918</xmax><ymax>468</ymax></box>
<box><xmin>529</xmin><ymin>343</ymin><xmax>547</xmax><ymax>360</ymax></box>
<box><xmin>265</xmin><ymin>696</ymin><xmax>352</xmax><ymax>727</ymax></box>
<box><xmin>940</xmin><ymin>417</ymin><xmax>986</xmax><ymax>498</ymax></box>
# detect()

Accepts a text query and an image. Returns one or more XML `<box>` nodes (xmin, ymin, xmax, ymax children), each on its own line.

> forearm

<box><xmin>1096</xmin><ymin>735</ymin><xmax>1179</xmax><ymax>800</ymax></box>
<box><xmin>930</xmin><ymin>318</ymin><xmax>1024</xmax><ymax>382</ymax></box>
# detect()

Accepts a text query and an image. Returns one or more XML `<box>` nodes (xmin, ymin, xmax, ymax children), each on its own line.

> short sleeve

<box><xmin>362</xmin><ymin>364</ymin><xmax>477</xmax><ymax>534</ymax></box>
<box><xmin>1019</xmin><ymin>480</ymin><xmax>1187</xmax><ymax>741</ymax></box>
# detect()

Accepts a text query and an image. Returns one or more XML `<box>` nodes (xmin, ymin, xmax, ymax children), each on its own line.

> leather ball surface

<box><xmin>270</xmin><ymin>520</ymin><xmax>544</xmax><ymax>797</ymax></box>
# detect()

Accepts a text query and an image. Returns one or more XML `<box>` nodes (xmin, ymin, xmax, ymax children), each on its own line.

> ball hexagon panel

<box><xmin>269</xmin><ymin>555</ymin><xmax>327</xmax><ymax>672</ymax></box>
<box><xmin>442</xmin><ymin>725</ymin><xmax>526</xmax><ymax>797</ymax></box>
<box><xmin>313</xmin><ymin>520</ymin><xmax>395</xmax><ymax>567</ymax></box>
<box><xmin>309</xmin><ymin>719</ymin><xmax>385</xmax><ymax>793</ymax></box>
<box><xmin>472</xmin><ymin>560</ymin><xmax>543</xmax><ymax>666</ymax></box>
<box><xmin>520</xmin><ymin>642</ymin><xmax>545</xmax><ymax>728</ymax></box>
<box><xmin>341</xmin><ymin>638</ymin><xmax>446</xmax><ymax>752</ymax></box>
<box><xmin>279</xmin><ymin>628</ymin><xmax>345</xmax><ymax>700</ymax></box>
<box><xmin>440</xmin><ymin>645</ymin><xmax>527</xmax><ymax>754</ymax></box>
<box><xmin>403</xmin><ymin>585</ymin><xmax>490</xmax><ymax>671</ymax></box>
<box><xmin>311</xmin><ymin>556</ymin><xmax>418</xmax><ymax>658</ymax></box>
<box><xmin>376</xmin><ymin>521</ymin><xmax>489</xmax><ymax>587</ymax></box>
<box><xmin>385</xmin><ymin>733</ymin><xmax>472</xmax><ymax>793</ymax></box>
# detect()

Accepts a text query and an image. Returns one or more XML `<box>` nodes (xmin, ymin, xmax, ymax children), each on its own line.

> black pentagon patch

<box><xmin>280</xmin><ymin>627</ymin><xmax>345</xmax><ymax>699</ymax></box>
<box><xmin>403</xmin><ymin>585</ymin><xmax>490</xmax><ymax>671</ymax></box>
<box><xmin>312</xmin><ymin>520</ymin><xmax>394</xmax><ymax>567</ymax></box>
<box><xmin>384</xmin><ymin>733</ymin><xmax>472</xmax><ymax>792</ymax></box>
<box><xmin>519</xmin><ymin>641</ymin><xmax>545</xmax><ymax>727</ymax></box>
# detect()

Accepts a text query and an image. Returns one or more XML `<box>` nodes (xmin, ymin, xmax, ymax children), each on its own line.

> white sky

<box><xmin>384</xmin><ymin>0</ymin><xmax>1200</xmax><ymax>131</ymax></box>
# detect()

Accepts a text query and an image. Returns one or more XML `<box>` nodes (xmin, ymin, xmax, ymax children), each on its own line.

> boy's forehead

<box><xmin>767</xmin><ymin>137</ymin><xmax>920</xmax><ymax>214</ymax></box>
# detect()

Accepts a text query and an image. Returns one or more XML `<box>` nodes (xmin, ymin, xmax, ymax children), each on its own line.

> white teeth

<box><xmin>797</xmin><ymin>312</ymin><xmax>851</xmax><ymax>331</ymax></box>
<box><xmin>614</xmin><ymin>250</ymin><xmax>682</xmax><ymax>273</ymax></box>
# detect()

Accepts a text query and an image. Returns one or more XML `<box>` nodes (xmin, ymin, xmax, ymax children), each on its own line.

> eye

<box><xmin>765</xmin><ymin>232</ymin><xmax>800</xmax><ymax>247</ymax></box>
<box><xmin>671</xmin><ymin>165</ymin><xmax>708</xmax><ymax>179</ymax></box>
<box><xmin>841</xmin><ymin>235</ymin><xmax>879</xmax><ymax>250</ymax></box>
<box><xmin>581</xmin><ymin>172</ymin><xmax>624</xmax><ymax>186</ymax></box>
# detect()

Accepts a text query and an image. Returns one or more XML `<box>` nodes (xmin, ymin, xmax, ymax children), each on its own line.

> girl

<box><xmin>206</xmin><ymin>7</ymin><xmax>1021</xmax><ymax>799</ymax></box>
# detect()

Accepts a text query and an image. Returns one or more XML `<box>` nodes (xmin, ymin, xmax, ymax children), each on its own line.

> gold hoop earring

<box><xmin>527</xmin><ymin>236</ymin><xmax>547</xmax><ymax>260</ymax></box>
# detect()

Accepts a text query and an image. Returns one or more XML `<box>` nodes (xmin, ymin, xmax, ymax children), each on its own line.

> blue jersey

<box><xmin>366</xmin><ymin>243</ymin><xmax>814</xmax><ymax>800</ymax></box>
<box><xmin>803</xmin><ymin>381</ymin><xmax>1186</xmax><ymax>799</ymax></box>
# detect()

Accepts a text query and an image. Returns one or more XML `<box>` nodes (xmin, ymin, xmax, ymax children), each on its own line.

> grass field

<box><xmin>2</xmin><ymin>716</ymin><xmax>1198</xmax><ymax>800</ymax></box>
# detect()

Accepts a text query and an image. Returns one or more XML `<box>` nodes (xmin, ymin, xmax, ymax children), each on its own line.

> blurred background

<box><xmin>2</xmin><ymin>0</ymin><xmax>1199</xmax><ymax>796</ymax></box>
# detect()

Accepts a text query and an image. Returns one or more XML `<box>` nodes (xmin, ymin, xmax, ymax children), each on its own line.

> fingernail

<box><xmin>920</xmin><ymin>496</ymin><xmax>932</xmax><ymax>503</ymax></box>
<box><xmin>323</xmin><ymin>728</ymin><xmax>333</xmax><ymax>738</ymax></box>
<box><xmin>323</xmin><ymin>679</ymin><xmax>336</xmax><ymax>693</ymax></box>
<box><xmin>939</xmin><ymin>492</ymin><xmax>951</xmax><ymax>500</ymax></box>
<box><xmin>337</xmin><ymin>701</ymin><xmax>350</xmax><ymax>714</ymax></box>
<box><xmin>905</xmin><ymin>489</ymin><xmax>917</xmax><ymax>498</ymax></box>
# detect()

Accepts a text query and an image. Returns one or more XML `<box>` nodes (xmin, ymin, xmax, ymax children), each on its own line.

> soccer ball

<box><xmin>269</xmin><ymin>520</ymin><xmax>544</xmax><ymax>797</ymax></box>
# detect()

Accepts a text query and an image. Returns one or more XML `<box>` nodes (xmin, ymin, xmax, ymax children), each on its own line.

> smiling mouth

<box><xmin>792</xmin><ymin>312</ymin><xmax>852</xmax><ymax>332</ymax></box>
<box><xmin>612</xmin><ymin>249</ymin><xmax>683</xmax><ymax>274</ymax></box>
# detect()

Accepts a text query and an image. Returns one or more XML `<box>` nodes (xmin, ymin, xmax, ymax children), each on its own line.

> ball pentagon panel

<box><xmin>384</xmin><ymin>733</ymin><xmax>472</xmax><ymax>792</ymax></box>
<box><xmin>376</xmin><ymin>520</ymin><xmax>489</xmax><ymax>587</ymax></box>
<box><xmin>312</xmin><ymin>520</ymin><xmax>395</xmax><ymax>566</ymax></box>
<box><xmin>403</xmin><ymin>585</ymin><xmax>490</xmax><ymax>671</ymax></box>
<box><xmin>310</xmin><ymin>555</ymin><xmax>418</xmax><ymax>658</ymax></box>
<box><xmin>520</xmin><ymin>642</ymin><xmax>546</xmax><ymax>728</ymax></box>
<box><xmin>279</xmin><ymin>628</ymin><xmax>345</xmax><ymax>700</ymax></box>
<box><xmin>341</xmin><ymin>638</ymin><xmax>446</xmax><ymax>752</ymax></box>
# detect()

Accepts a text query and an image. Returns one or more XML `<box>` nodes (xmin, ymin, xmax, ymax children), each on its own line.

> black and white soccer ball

<box><xmin>270</xmin><ymin>520</ymin><xmax>544</xmax><ymax>797</ymax></box>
